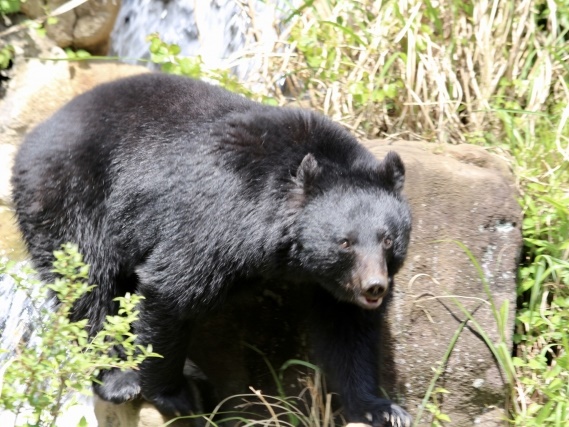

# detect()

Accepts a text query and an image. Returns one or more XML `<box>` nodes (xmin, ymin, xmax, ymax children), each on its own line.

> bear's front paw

<box><xmin>370</xmin><ymin>400</ymin><xmax>412</xmax><ymax>427</ymax></box>
<box><xmin>347</xmin><ymin>399</ymin><xmax>412</xmax><ymax>427</ymax></box>
<box><xmin>94</xmin><ymin>368</ymin><xmax>141</xmax><ymax>403</ymax></box>
<box><xmin>143</xmin><ymin>383</ymin><xmax>196</xmax><ymax>418</ymax></box>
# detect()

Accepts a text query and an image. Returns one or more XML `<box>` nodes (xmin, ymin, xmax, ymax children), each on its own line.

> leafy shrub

<box><xmin>0</xmin><ymin>244</ymin><xmax>159</xmax><ymax>427</ymax></box>
<box><xmin>146</xmin><ymin>33</ymin><xmax>277</xmax><ymax>105</ymax></box>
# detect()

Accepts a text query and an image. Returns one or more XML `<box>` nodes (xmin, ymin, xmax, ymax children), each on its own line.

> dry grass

<box><xmin>198</xmin><ymin>370</ymin><xmax>340</xmax><ymax>427</ymax></box>
<box><xmin>234</xmin><ymin>0</ymin><xmax>568</xmax><ymax>146</ymax></box>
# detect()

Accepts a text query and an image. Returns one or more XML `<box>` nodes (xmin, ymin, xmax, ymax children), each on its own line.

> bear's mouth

<box><xmin>356</xmin><ymin>294</ymin><xmax>383</xmax><ymax>309</ymax></box>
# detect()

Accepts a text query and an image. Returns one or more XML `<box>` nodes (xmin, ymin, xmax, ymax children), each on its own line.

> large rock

<box><xmin>21</xmin><ymin>0</ymin><xmax>120</xmax><ymax>54</ymax></box>
<box><xmin>366</xmin><ymin>141</ymin><xmax>521</xmax><ymax>426</ymax></box>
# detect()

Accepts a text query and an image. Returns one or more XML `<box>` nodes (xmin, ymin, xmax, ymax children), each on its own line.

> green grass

<box><xmin>509</xmin><ymin>116</ymin><xmax>569</xmax><ymax>425</ymax></box>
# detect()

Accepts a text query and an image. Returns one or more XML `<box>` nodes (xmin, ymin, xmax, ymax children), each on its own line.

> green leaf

<box><xmin>263</xmin><ymin>97</ymin><xmax>279</xmax><ymax>106</ymax></box>
<box><xmin>168</xmin><ymin>44</ymin><xmax>181</xmax><ymax>55</ymax></box>
<box><xmin>77</xmin><ymin>416</ymin><xmax>89</xmax><ymax>427</ymax></box>
<box><xmin>512</xmin><ymin>357</ymin><xmax>526</xmax><ymax>367</ymax></box>
<box><xmin>319</xmin><ymin>20</ymin><xmax>367</xmax><ymax>46</ymax></box>
<box><xmin>383</xmin><ymin>83</ymin><xmax>398</xmax><ymax>99</ymax></box>
<box><xmin>46</xmin><ymin>16</ymin><xmax>59</xmax><ymax>26</ymax></box>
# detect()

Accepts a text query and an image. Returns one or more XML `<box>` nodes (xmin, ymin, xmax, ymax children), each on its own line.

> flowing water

<box><xmin>109</xmin><ymin>0</ymin><xmax>292</xmax><ymax>78</ymax></box>
<box><xmin>0</xmin><ymin>204</ymin><xmax>29</xmax><ymax>360</ymax></box>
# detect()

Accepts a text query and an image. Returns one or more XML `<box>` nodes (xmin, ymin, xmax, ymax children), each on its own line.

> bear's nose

<box><xmin>362</xmin><ymin>278</ymin><xmax>388</xmax><ymax>299</ymax></box>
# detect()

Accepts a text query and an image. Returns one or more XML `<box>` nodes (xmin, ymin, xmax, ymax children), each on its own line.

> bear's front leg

<box><xmin>310</xmin><ymin>289</ymin><xmax>412</xmax><ymax>427</ymax></box>
<box><xmin>135</xmin><ymin>296</ymin><xmax>197</xmax><ymax>417</ymax></box>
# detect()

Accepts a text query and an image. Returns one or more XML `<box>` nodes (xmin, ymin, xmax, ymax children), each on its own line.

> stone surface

<box><xmin>20</xmin><ymin>0</ymin><xmax>120</xmax><ymax>54</ymax></box>
<box><xmin>75</xmin><ymin>0</ymin><xmax>121</xmax><ymax>53</ymax></box>
<box><xmin>94</xmin><ymin>397</ymin><xmax>169</xmax><ymax>427</ymax></box>
<box><xmin>366</xmin><ymin>141</ymin><xmax>520</xmax><ymax>427</ymax></box>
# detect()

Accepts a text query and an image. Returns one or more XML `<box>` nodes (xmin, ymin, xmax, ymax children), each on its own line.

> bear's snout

<box><xmin>359</xmin><ymin>276</ymin><xmax>389</xmax><ymax>309</ymax></box>
<box><xmin>362</xmin><ymin>277</ymin><xmax>388</xmax><ymax>300</ymax></box>
<box><xmin>352</xmin><ymin>252</ymin><xmax>390</xmax><ymax>309</ymax></box>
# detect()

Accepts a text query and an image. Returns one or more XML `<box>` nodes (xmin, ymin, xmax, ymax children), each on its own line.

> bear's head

<box><xmin>290</xmin><ymin>151</ymin><xmax>412</xmax><ymax>309</ymax></box>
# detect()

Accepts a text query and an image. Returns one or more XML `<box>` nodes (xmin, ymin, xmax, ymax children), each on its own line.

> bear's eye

<box><xmin>383</xmin><ymin>236</ymin><xmax>393</xmax><ymax>249</ymax></box>
<box><xmin>339</xmin><ymin>239</ymin><xmax>351</xmax><ymax>249</ymax></box>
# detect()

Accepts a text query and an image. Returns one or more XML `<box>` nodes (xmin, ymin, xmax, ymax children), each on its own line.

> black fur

<box><xmin>11</xmin><ymin>73</ymin><xmax>412</xmax><ymax>426</ymax></box>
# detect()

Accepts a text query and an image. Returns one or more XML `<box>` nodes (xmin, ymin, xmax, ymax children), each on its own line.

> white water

<box><xmin>109</xmin><ymin>0</ymin><xmax>294</xmax><ymax>78</ymax></box>
<box><xmin>0</xmin><ymin>266</ymin><xmax>32</xmax><ymax>358</ymax></box>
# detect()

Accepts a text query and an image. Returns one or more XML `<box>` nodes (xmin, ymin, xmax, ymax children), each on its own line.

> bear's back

<box><xmin>11</xmin><ymin>73</ymin><xmax>385</xmax><ymax>288</ymax></box>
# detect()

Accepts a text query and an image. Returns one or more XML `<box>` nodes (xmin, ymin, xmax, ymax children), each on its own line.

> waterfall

<box><xmin>109</xmin><ymin>0</ymin><xmax>294</xmax><ymax>78</ymax></box>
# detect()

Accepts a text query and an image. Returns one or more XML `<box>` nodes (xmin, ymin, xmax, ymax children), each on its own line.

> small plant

<box><xmin>146</xmin><ymin>33</ymin><xmax>249</xmax><ymax>95</ymax></box>
<box><xmin>0</xmin><ymin>244</ymin><xmax>160</xmax><ymax>427</ymax></box>
<box><xmin>0</xmin><ymin>0</ymin><xmax>20</xmax><ymax>15</ymax></box>
<box><xmin>200</xmin><ymin>354</ymin><xmax>339</xmax><ymax>427</ymax></box>
<box><xmin>0</xmin><ymin>44</ymin><xmax>14</xmax><ymax>70</ymax></box>
<box><xmin>146</xmin><ymin>33</ymin><xmax>278</xmax><ymax>105</ymax></box>
<box><xmin>424</xmin><ymin>387</ymin><xmax>451</xmax><ymax>427</ymax></box>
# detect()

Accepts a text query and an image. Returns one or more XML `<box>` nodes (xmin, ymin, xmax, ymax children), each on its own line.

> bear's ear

<box><xmin>377</xmin><ymin>151</ymin><xmax>405</xmax><ymax>193</ymax></box>
<box><xmin>294</xmin><ymin>153</ymin><xmax>321</xmax><ymax>194</ymax></box>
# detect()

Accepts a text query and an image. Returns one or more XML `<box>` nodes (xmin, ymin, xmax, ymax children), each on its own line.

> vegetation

<box><xmin>0</xmin><ymin>0</ymin><xmax>19</xmax><ymax>71</ymax></box>
<box><xmin>146</xmin><ymin>33</ymin><xmax>278</xmax><ymax>105</ymax></box>
<box><xmin>0</xmin><ymin>0</ymin><xmax>20</xmax><ymax>16</ymax></box>
<box><xmin>0</xmin><ymin>244</ymin><xmax>159</xmax><ymax>427</ymax></box>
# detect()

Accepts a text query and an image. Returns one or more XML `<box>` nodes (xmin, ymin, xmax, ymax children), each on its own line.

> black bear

<box><xmin>11</xmin><ymin>73</ymin><xmax>412</xmax><ymax>427</ymax></box>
